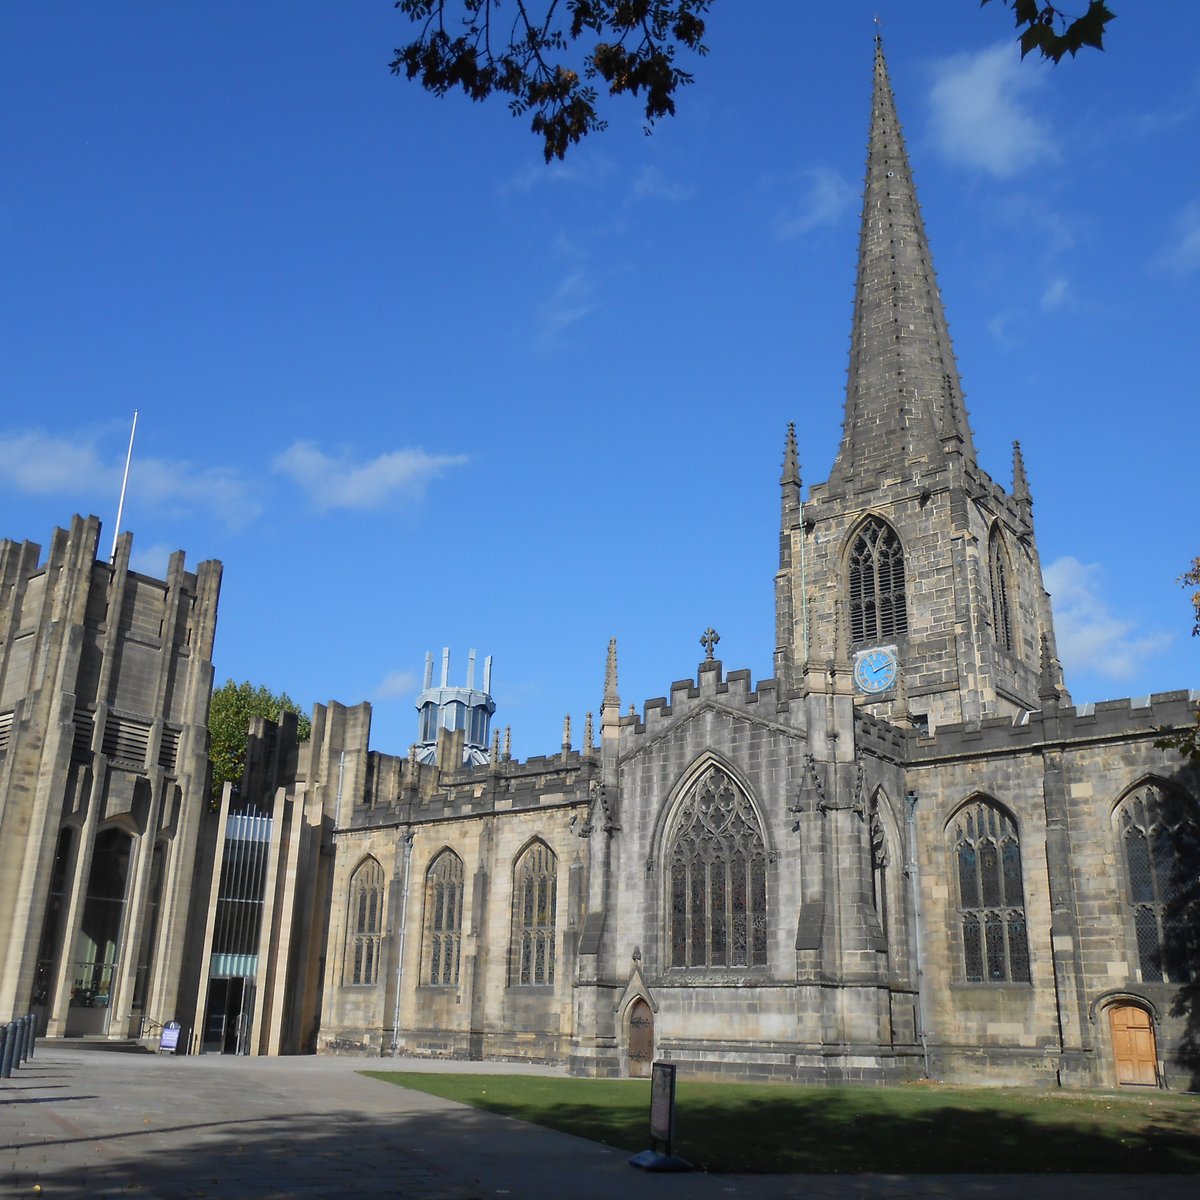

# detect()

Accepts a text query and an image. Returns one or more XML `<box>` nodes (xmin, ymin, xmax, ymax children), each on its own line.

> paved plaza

<box><xmin>1</xmin><ymin>1048</ymin><xmax>1196</xmax><ymax>1199</ymax></box>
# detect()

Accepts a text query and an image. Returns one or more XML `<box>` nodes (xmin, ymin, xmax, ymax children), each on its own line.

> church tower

<box><xmin>775</xmin><ymin>39</ymin><xmax>1065</xmax><ymax>730</ymax></box>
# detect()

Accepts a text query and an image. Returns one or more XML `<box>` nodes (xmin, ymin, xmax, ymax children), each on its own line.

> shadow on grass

<box><xmin>365</xmin><ymin>1073</ymin><xmax>1200</xmax><ymax>1174</ymax></box>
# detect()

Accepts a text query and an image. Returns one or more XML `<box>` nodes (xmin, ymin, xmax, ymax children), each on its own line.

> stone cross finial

<box><xmin>700</xmin><ymin>627</ymin><xmax>720</xmax><ymax>661</ymax></box>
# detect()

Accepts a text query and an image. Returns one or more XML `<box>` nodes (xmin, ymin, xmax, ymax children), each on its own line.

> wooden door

<box><xmin>1109</xmin><ymin>1004</ymin><xmax>1158</xmax><ymax>1087</ymax></box>
<box><xmin>627</xmin><ymin>999</ymin><xmax>653</xmax><ymax>1078</ymax></box>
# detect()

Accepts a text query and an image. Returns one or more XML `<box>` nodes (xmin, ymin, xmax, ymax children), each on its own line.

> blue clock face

<box><xmin>854</xmin><ymin>648</ymin><xmax>898</xmax><ymax>694</ymax></box>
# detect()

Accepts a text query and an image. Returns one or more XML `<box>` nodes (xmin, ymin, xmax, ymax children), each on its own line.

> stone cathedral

<box><xmin>2</xmin><ymin>43</ymin><xmax>1197</xmax><ymax>1089</ymax></box>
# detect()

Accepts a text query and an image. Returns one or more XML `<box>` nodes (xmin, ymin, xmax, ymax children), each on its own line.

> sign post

<box><xmin>628</xmin><ymin>1061</ymin><xmax>691</xmax><ymax>1172</ymax></box>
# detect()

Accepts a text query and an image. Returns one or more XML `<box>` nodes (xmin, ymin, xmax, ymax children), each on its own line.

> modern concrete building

<box><xmin>0</xmin><ymin>516</ymin><xmax>220</xmax><ymax>1042</ymax></box>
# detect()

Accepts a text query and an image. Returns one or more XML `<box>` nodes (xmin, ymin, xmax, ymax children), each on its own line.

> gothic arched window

<box><xmin>667</xmin><ymin>766</ymin><xmax>767</xmax><ymax>970</ymax></box>
<box><xmin>988</xmin><ymin>527</ymin><xmax>1015</xmax><ymax>654</ymax></box>
<box><xmin>424</xmin><ymin>849</ymin><xmax>465</xmax><ymax>986</ymax></box>
<box><xmin>345</xmin><ymin>858</ymin><xmax>385</xmax><ymax>985</ymax></box>
<box><xmin>511</xmin><ymin>841</ymin><xmax>557</xmax><ymax>986</ymax></box>
<box><xmin>847</xmin><ymin>518</ymin><xmax>908</xmax><ymax>645</ymax></box>
<box><xmin>951</xmin><ymin>800</ymin><xmax>1030</xmax><ymax>983</ymax></box>
<box><xmin>1117</xmin><ymin>783</ymin><xmax>1199</xmax><ymax>984</ymax></box>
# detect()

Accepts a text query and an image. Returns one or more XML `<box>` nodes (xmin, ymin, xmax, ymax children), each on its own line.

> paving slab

<box><xmin>1</xmin><ymin>1050</ymin><xmax>1196</xmax><ymax>1199</ymax></box>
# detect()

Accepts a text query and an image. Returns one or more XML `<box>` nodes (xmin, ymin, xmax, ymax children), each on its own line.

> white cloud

<box><xmin>1044</xmin><ymin>556</ymin><xmax>1172</xmax><ymax>682</ymax></box>
<box><xmin>133</xmin><ymin>458</ymin><xmax>262</xmax><ymax>528</ymax></box>
<box><xmin>536</xmin><ymin>270</ymin><xmax>595</xmax><ymax>346</ymax></box>
<box><xmin>632</xmin><ymin>165</ymin><xmax>693</xmax><ymax>203</ymax></box>
<box><xmin>1040</xmin><ymin>276</ymin><xmax>1070</xmax><ymax>310</ymax></box>
<box><xmin>927</xmin><ymin>44</ymin><xmax>1059</xmax><ymax>177</ymax></box>
<box><xmin>373</xmin><ymin>669</ymin><xmax>418</xmax><ymax>701</ymax></box>
<box><xmin>129</xmin><ymin>542</ymin><xmax>174</xmax><ymax>577</ymax></box>
<box><xmin>272</xmin><ymin>441</ymin><xmax>467</xmax><ymax>512</ymax></box>
<box><xmin>1156</xmin><ymin>200</ymin><xmax>1200</xmax><ymax>275</ymax></box>
<box><xmin>0</xmin><ymin>427</ymin><xmax>261</xmax><ymax>528</ymax></box>
<box><xmin>775</xmin><ymin>167</ymin><xmax>855</xmax><ymax>239</ymax></box>
<box><xmin>499</xmin><ymin>154</ymin><xmax>614</xmax><ymax>194</ymax></box>
<box><xmin>0</xmin><ymin>429</ymin><xmax>116</xmax><ymax>496</ymax></box>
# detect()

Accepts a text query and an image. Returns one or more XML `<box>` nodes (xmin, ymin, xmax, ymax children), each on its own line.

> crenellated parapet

<box><xmin>909</xmin><ymin>689</ymin><xmax>1199</xmax><ymax>764</ymax></box>
<box><xmin>611</xmin><ymin>661</ymin><xmax>803</xmax><ymax>746</ymax></box>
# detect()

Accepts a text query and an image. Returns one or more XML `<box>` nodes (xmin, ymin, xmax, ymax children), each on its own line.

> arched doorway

<box><xmin>1109</xmin><ymin>1004</ymin><xmax>1158</xmax><ymax>1087</ymax></box>
<box><xmin>627</xmin><ymin>998</ymin><xmax>654</xmax><ymax>1078</ymax></box>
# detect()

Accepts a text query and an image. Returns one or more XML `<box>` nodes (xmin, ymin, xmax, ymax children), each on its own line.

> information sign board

<box><xmin>649</xmin><ymin>1061</ymin><xmax>676</xmax><ymax>1152</ymax></box>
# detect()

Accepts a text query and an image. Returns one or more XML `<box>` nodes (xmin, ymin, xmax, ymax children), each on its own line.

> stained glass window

<box><xmin>425</xmin><ymin>849</ymin><xmax>464</xmax><ymax>986</ymax></box>
<box><xmin>668</xmin><ymin>766</ymin><xmax>767</xmax><ymax>971</ymax></box>
<box><xmin>1117</xmin><ymin>785</ymin><xmax>1199</xmax><ymax>984</ymax></box>
<box><xmin>952</xmin><ymin>800</ymin><xmax>1029</xmax><ymax>982</ymax></box>
<box><xmin>512</xmin><ymin>841</ymin><xmax>557</xmax><ymax>986</ymax></box>
<box><xmin>848</xmin><ymin>518</ymin><xmax>908</xmax><ymax>645</ymax></box>
<box><xmin>346</xmin><ymin>858</ymin><xmax>385</xmax><ymax>985</ymax></box>
<box><xmin>988</xmin><ymin>528</ymin><xmax>1015</xmax><ymax>653</ymax></box>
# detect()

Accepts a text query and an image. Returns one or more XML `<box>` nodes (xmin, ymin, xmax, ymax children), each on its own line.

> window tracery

<box><xmin>848</xmin><ymin>518</ymin><xmax>908</xmax><ymax>645</ymax></box>
<box><xmin>1117</xmin><ymin>783</ymin><xmax>1199</xmax><ymax>984</ymax></box>
<box><xmin>346</xmin><ymin>858</ymin><xmax>385</xmax><ymax>986</ymax></box>
<box><xmin>511</xmin><ymin>841</ymin><xmax>557</xmax><ymax>986</ymax></box>
<box><xmin>951</xmin><ymin>800</ymin><xmax>1030</xmax><ymax>983</ymax></box>
<box><xmin>424</xmin><ymin>849</ymin><xmax>464</xmax><ymax>986</ymax></box>
<box><xmin>667</xmin><ymin>766</ymin><xmax>767</xmax><ymax>970</ymax></box>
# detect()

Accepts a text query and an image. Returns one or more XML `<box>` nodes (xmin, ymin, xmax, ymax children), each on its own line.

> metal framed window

<box><xmin>345</xmin><ymin>858</ymin><xmax>384</xmax><ymax>986</ymax></box>
<box><xmin>511</xmin><ymin>841</ymin><xmax>557</xmax><ymax>986</ymax></box>
<box><xmin>1117</xmin><ymin>784</ymin><xmax>1199</xmax><ymax>984</ymax></box>
<box><xmin>667</xmin><ymin>766</ymin><xmax>767</xmax><ymax>971</ymax></box>
<box><xmin>848</xmin><ymin>517</ymin><xmax>908</xmax><ymax>645</ymax></box>
<box><xmin>988</xmin><ymin>527</ymin><xmax>1014</xmax><ymax>653</ymax></box>
<box><xmin>951</xmin><ymin>800</ymin><xmax>1030</xmax><ymax>983</ymax></box>
<box><xmin>424</xmin><ymin>849</ymin><xmax>464</xmax><ymax>986</ymax></box>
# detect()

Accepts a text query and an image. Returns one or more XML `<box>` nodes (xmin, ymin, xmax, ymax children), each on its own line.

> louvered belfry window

<box><xmin>346</xmin><ymin>858</ymin><xmax>385</xmax><ymax>986</ymax></box>
<box><xmin>953</xmin><ymin>800</ymin><xmax>1030</xmax><ymax>983</ymax></box>
<box><xmin>1118</xmin><ymin>784</ymin><xmax>1199</xmax><ymax>984</ymax></box>
<box><xmin>989</xmin><ymin>528</ymin><xmax>1015</xmax><ymax>653</ymax></box>
<box><xmin>511</xmin><ymin>841</ymin><xmax>557</xmax><ymax>986</ymax></box>
<box><xmin>848</xmin><ymin>518</ymin><xmax>908</xmax><ymax>645</ymax></box>
<box><xmin>668</xmin><ymin>766</ymin><xmax>767</xmax><ymax>971</ymax></box>
<box><xmin>425</xmin><ymin>849</ymin><xmax>465</xmax><ymax>986</ymax></box>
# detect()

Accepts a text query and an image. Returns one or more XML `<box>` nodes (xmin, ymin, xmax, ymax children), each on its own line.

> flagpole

<box><xmin>111</xmin><ymin>409</ymin><xmax>139</xmax><ymax>562</ymax></box>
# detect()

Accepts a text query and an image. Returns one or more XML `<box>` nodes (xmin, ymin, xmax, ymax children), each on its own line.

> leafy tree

<box><xmin>391</xmin><ymin>1</ymin><xmax>1117</xmax><ymax>162</ymax></box>
<box><xmin>392</xmin><ymin>0</ymin><xmax>710</xmax><ymax>162</ymax></box>
<box><xmin>1156</xmin><ymin>556</ymin><xmax>1200</xmax><ymax>766</ymax></box>
<box><xmin>983</xmin><ymin>1</ymin><xmax>1116</xmax><ymax>63</ymax></box>
<box><xmin>209</xmin><ymin>679</ymin><xmax>311</xmax><ymax>793</ymax></box>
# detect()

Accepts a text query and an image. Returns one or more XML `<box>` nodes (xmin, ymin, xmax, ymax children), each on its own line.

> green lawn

<box><xmin>362</xmin><ymin>1071</ymin><xmax>1200</xmax><ymax>1174</ymax></box>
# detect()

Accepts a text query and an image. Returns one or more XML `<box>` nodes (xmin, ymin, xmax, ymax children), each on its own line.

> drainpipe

<box><xmin>904</xmin><ymin>790</ymin><xmax>930</xmax><ymax>1078</ymax></box>
<box><xmin>389</xmin><ymin>832</ymin><xmax>414</xmax><ymax>1056</ymax></box>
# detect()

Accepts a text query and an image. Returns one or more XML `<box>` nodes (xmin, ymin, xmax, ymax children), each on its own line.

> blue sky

<box><xmin>2</xmin><ymin>2</ymin><xmax>1197</xmax><ymax>758</ymax></box>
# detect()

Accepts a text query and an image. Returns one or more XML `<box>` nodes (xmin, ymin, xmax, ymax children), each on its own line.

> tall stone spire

<box><xmin>830</xmin><ymin>36</ymin><xmax>975</xmax><ymax>487</ymax></box>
